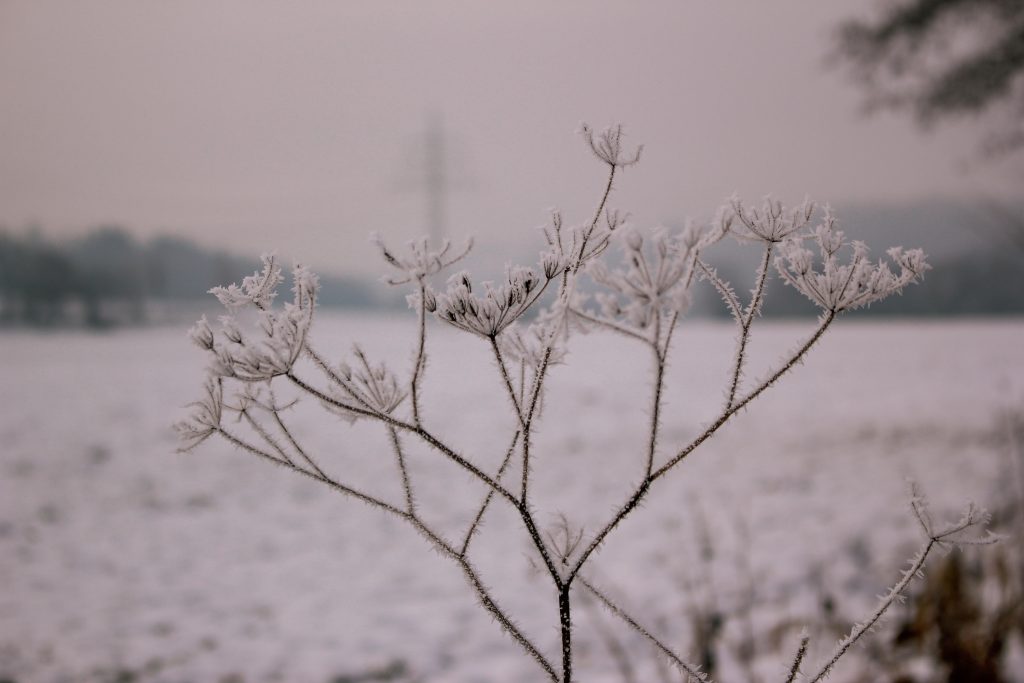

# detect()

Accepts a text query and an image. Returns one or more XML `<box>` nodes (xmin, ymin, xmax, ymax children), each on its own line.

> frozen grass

<box><xmin>1</xmin><ymin>314</ymin><xmax>1021</xmax><ymax>682</ymax></box>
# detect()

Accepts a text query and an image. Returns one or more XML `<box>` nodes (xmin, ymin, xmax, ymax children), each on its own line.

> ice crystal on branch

<box><xmin>588</xmin><ymin>228</ymin><xmax>696</xmax><ymax>329</ymax></box>
<box><xmin>499</xmin><ymin>320</ymin><xmax>568</xmax><ymax>370</ymax></box>
<box><xmin>537</xmin><ymin>207</ymin><xmax>624</xmax><ymax>282</ymax></box>
<box><xmin>209</xmin><ymin>253</ymin><xmax>285</xmax><ymax>309</ymax></box>
<box><xmin>580</xmin><ymin>213</ymin><xmax>729</xmax><ymax>336</ymax></box>
<box><xmin>578</xmin><ymin>123</ymin><xmax>643</xmax><ymax>168</ymax></box>
<box><xmin>323</xmin><ymin>346</ymin><xmax>407</xmax><ymax>420</ymax></box>
<box><xmin>173</xmin><ymin>378</ymin><xmax>223</xmax><ymax>451</ymax></box>
<box><xmin>192</xmin><ymin>261</ymin><xmax>319</xmax><ymax>382</ymax></box>
<box><xmin>435</xmin><ymin>265</ymin><xmax>553</xmax><ymax>338</ymax></box>
<box><xmin>775</xmin><ymin>209</ymin><xmax>930</xmax><ymax>312</ymax></box>
<box><xmin>731</xmin><ymin>195</ymin><xmax>814</xmax><ymax>243</ymax></box>
<box><xmin>372</xmin><ymin>233</ymin><xmax>473</xmax><ymax>285</ymax></box>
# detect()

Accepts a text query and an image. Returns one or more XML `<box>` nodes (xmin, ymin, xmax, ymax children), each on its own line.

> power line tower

<box><xmin>396</xmin><ymin>113</ymin><xmax>468</xmax><ymax>247</ymax></box>
<box><xmin>423</xmin><ymin>113</ymin><xmax>447</xmax><ymax>247</ymax></box>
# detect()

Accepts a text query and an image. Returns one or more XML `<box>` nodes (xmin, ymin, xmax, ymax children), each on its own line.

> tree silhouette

<box><xmin>836</xmin><ymin>0</ymin><xmax>1024</xmax><ymax>157</ymax></box>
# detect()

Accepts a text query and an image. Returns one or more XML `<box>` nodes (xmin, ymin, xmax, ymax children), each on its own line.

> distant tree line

<box><xmin>2</xmin><ymin>214</ymin><xmax>1023</xmax><ymax>328</ymax></box>
<box><xmin>0</xmin><ymin>226</ymin><xmax>381</xmax><ymax>327</ymax></box>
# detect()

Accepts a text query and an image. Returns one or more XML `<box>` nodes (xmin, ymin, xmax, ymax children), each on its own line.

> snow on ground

<box><xmin>1</xmin><ymin>313</ymin><xmax>1022</xmax><ymax>683</ymax></box>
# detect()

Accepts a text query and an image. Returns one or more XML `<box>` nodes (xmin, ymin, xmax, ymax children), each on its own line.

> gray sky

<box><xmin>1</xmin><ymin>0</ymin><xmax>1020</xmax><ymax>276</ymax></box>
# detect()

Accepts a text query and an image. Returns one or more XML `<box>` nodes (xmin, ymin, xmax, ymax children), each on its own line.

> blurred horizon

<box><xmin>2</xmin><ymin>0</ymin><xmax>1023</xmax><ymax>281</ymax></box>
<box><xmin>4</xmin><ymin>194</ymin><xmax>1024</xmax><ymax>328</ymax></box>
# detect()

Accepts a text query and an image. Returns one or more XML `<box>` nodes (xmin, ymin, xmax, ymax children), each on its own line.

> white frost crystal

<box><xmin>775</xmin><ymin>208</ymin><xmax>930</xmax><ymax>312</ymax></box>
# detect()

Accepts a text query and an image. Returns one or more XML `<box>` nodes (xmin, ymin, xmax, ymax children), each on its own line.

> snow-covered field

<box><xmin>1</xmin><ymin>313</ymin><xmax>1022</xmax><ymax>683</ymax></box>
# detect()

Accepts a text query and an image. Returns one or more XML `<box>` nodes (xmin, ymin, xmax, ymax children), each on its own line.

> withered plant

<box><xmin>176</xmin><ymin>125</ymin><xmax>996</xmax><ymax>682</ymax></box>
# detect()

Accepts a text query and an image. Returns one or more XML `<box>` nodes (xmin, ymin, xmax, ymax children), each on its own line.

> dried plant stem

<box><xmin>807</xmin><ymin>539</ymin><xmax>935</xmax><ymax>683</ymax></box>
<box><xmin>411</xmin><ymin>280</ymin><xmax>428</xmax><ymax>426</ymax></box>
<box><xmin>178</xmin><ymin>132</ymin><xmax>942</xmax><ymax>683</ymax></box>
<box><xmin>588</xmin><ymin>166</ymin><xmax>617</xmax><ymax>242</ymax></box>
<box><xmin>454</xmin><ymin>552</ymin><xmax>559</xmax><ymax>682</ymax></box>
<box><xmin>241</xmin><ymin>409</ymin><xmax>296</xmax><ymax>467</ymax></box>
<box><xmin>659</xmin><ymin>309</ymin><xmax>680</xmax><ymax>360</ymax></box>
<box><xmin>286</xmin><ymin>369</ymin><xmax>569</xmax><ymax>592</ymax></box>
<box><xmin>727</xmin><ymin>244</ymin><xmax>774</xmax><ymax>409</ymax></box>
<box><xmin>490</xmin><ymin>335</ymin><xmax>526</xmax><ymax>424</ymax></box>
<box><xmin>579</xmin><ymin>586</ymin><xmax>638</xmax><ymax>683</ymax></box>
<box><xmin>217</xmin><ymin>426</ymin><xmax>405</xmax><ymax>517</ymax></box>
<box><xmin>581</xmin><ymin>576</ymin><xmax>708</xmax><ymax>682</ymax></box>
<box><xmin>698</xmin><ymin>260</ymin><xmax>742</xmax><ymax>323</ymax></box>
<box><xmin>652</xmin><ymin>311</ymin><xmax>836</xmax><ymax>482</ymax></box>
<box><xmin>559</xmin><ymin>587</ymin><xmax>574</xmax><ymax>683</ymax></box>
<box><xmin>783</xmin><ymin>632</ymin><xmax>810</xmax><ymax>683</ymax></box>
<box><xmin>388</xmin><ymin>426</ymin><xmax>416</xmax><ymax>515</ymax></box>
<box><xmin>286</xmin><ymin>372</ymin><xmax>521</xmax><ymax>505</ymax></box>
<box><xmin>520</xmin><ymin>344</ymin><xmax>552</xmax><ymax>504</ymax></box>
<box><xmin>218</xmin><ymin>424</ymin><xmax>559</xmax><ymax>681</ymax></box>
<box><xmin>461</xmin><ymin>430</ymin><xmax>521</xmax><ymax>557</ymax></box>
<box><xmin>570</xmin><ymin>307</ymin><xmax>651</xmax><ymax>345</ymax></box>
<box><xmin>288</xmin><ymin>274</ymin><xmax>834</xmax><ymax>683</ymax></box>
<box><xmin>645</xmin><ymin>342</ymin><xmax>666</xmax><ymax>479</ymax></box>
<box><xmin>268</xmin><ymin>398</ymin><xmax>328</xmax><ymax>479</ymax></box>
<box><xmin>568</xmin><ymin>313</ymin><xmax>836</xmax><ymax>586</ymax></box>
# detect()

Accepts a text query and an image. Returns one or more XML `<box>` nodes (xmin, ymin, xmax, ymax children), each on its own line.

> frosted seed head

<box><xmin>210</xmin><ymin>253</ymin><xmax>284</xmax><ymax>310</ymax></box>
<box><xmin>219</xmin><ymin>317</ymin><xmax>242</xmax><ymax>345</ymax></box>
<box><xmin>540</xmin><ymin>249</ymin><xmax>566</xmax><ymax>279</ymax></box>
<box><xmin>579</xmin><ymin>122</ymin><xmax>643</xmax><ymax>167</ymax></box>
<box><xmin>373</xmin><ymin>233</ymin><xmax>473</xmax><ymax>284</ymax></box>
<box><xmin>422</xmin><ymin>288</ymin><xmax>437</xmax><ymax>312</ymax></box>
<box><xmin>624</xmin><ymin>228</ymin><xmax>644</xmax><ymax>252</ymax></box>
<box><xmin>188</xmin><ymin>315</ymin><xmax>215</xmax><ymax>351</ymax></box>
<box><xmin>175</xmin><ymin>378</ymin><xmax>223</xmax><ymax>451</ymax></box>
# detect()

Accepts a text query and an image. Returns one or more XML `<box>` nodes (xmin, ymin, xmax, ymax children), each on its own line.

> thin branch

<box><xmin>652</xmin><ymin>311</ymin><xmax>835</xmax><ymax>482</ymax></box>
<box><xmin>411</xmin><ymin>279</ymin><xmax>428</xmax><ymax>427</ymax></box>
<box><xmin>570</xmin><ymin>307</ymin><xmax>651</xmax><ymax>345</ymax></box>
<box><xmin>491</xmin><ymin>335</ymin><xmax>526</xmax><ymax>426</ymax></box>
<box><xmin>807</xmin><ymin>491</ymin><xmax>998</xmax><ymax>682</ymax></box>
<box><xmin>302</xmin><ymin>345</ymin><xmax>382</xmax><ymax>415</ymax></box>
<box><xmin>389</xmin><ymin>426</ymin><xmax>416</xmax><ymax>516</ymax></box>
<box><xmin>569</xmin><ymin>312</ymin><xmax>836</xmax><ymax>583</ymax></box>
<box><xmin>659</xmin><ymin>309</ymin><xmax>680</xmax><ymax>363</ymax></box>
<box><xmin>697</xmin><ymin>259</ymin><xmax>741</xmax><ymax>324</ymax></box>
<box><xmin>580</xmin><ymin>576</ymin><xmax>709</xmax><ymax>682</ymax></box>
<box><xmin>807</xmin><ymin>539</ymin><xmax>935</xmax><ymax>683</ymax></box>
<box><xmin>240</xmin><ymin>408</ymin><xmax>296</xmax><ymax>467</ymax></box>
<box><xmin>726</xmin><ymin>244</ymin><xmax>773</xmax><ymax>409</ymax></box>
<box><xmin>521</xmin><ymin>344</ymin><xmax>552</xmax><ymax>505</ymax></box>
<box><xmin>287</xmin><ymin>372</ymin><xmax>405</xmax><ymax>426</ymax></box>
<box><xmin>645</xmin><ymin>345</ymin><xmax>666</xmax><ymax>479</ymax></box>
<box><xmin>457</xmin><ymin>552</ymin><xmax>560</xmax><ymax>682</ymax></box>
<box><xmin>267</xmin><ymin>388</ymin><xmax>329</xmax><ymax>479</ymax></box>
<box><xmin>219</xmin><ymin>425</ymin><xmax>558</xmax><ymax>682</ymax></box>
<box><xmin>568</xmin><ymin>481</ymin><xmax>650</xmax><ymax>583</ymax></box>
<box><xmin>216</xmin><ymin>427</ymin><xmax>405</xmax><ymax>517</ymax></box>
<box><xmin>287</xmin><ymin>371</ymin><xmax>522</xmax><ymax>508</ymax></box>
<box><xmin>579</xmin><ymin>587</ymin><xmax>638</xmax><ymax>683</ymax></box>
<box><xmin>288</xmin><ymin>372</ymin><xmax>562</xmax><ymax>591</ymax></box>
<box><xmin>303</xmin><ymin>342</ymin><xmax>349</xmax><ymax>388</ymax></box>
<box><xmin>517</xmin><ymin>160</ymin><xmax>620</xmax><ymax>518</ymax></box>
<box><xmin>414</xmin><ymin>425</ymin><xmax>521</xmax><ymax>508</ymax></box>
<box><xmin>783</xmin><ymin>631</ymin><xmax>810</xmax><ymax>683</ymax></box>
<box><xmin>461</xmin><ymin>430</ymin><xmax>521</xmax><ymax>557</ymax></box>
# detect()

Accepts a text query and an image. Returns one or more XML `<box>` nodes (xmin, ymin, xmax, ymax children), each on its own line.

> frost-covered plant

<box><xmin>177</xmin><ymin>124</ymin><xmax>992</xmax><ymax>682</ymax></box>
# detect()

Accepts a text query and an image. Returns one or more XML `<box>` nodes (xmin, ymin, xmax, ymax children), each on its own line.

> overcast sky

<box><xmin>1</xmin><ymin>1</ymin><xmax>1020</xmax><ymax>276</ymax></box>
